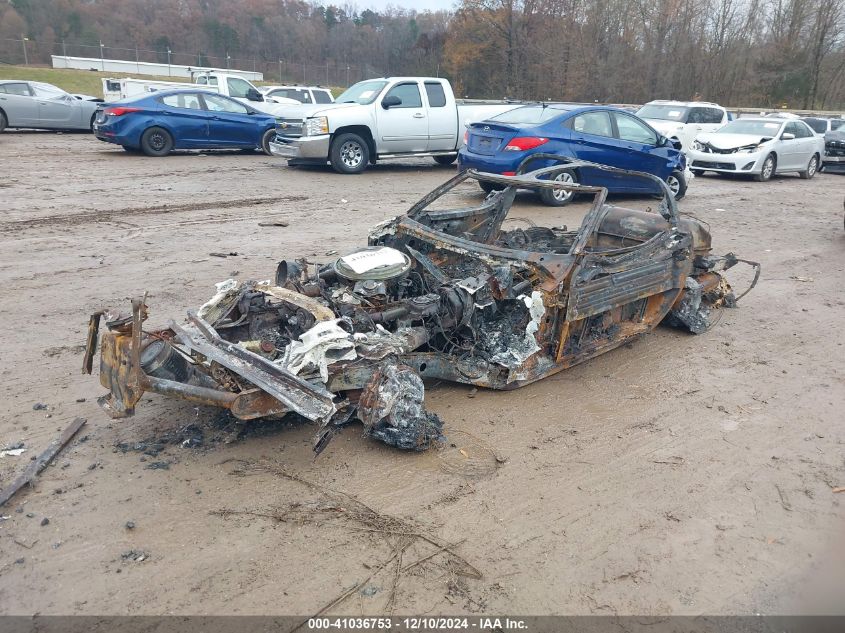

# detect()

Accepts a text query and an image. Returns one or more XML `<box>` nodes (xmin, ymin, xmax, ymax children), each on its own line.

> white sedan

<box><xmin>688</xmin><ymin>118</ymin><xmax>824</xmax><ymax>181</ymax></box>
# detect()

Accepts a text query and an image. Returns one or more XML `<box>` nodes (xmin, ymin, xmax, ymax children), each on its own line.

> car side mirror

<box><xmin>382</xmin><ymin>95</ymin><xmax>402</xmax><ymax>109</ymax></box>
<box><xmin>781</xmin><ymin>132</ymin><xmax>795</xmax><ymax>140</ymax></box>
<box><xmin>246</xmin><ymin>88</ymin><xmax>263</xmax><ymax>102</ymax></box>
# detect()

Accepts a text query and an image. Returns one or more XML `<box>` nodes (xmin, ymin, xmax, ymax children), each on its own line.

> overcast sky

<box><xmin>343</xmin><ymin>0</ymin><xmax>457</xmax><ymax>11</ymax></box>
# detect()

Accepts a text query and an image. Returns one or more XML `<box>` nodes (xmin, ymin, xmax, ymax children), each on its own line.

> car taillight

<box><xmin>504</xmin><ymin>137</ymin><xmax>548</xmax><ymax>151</ymax></box>
<box><xmin>105</xmin><ymin>107</ymin><xmax>141</xmax><ymax>117</ymax></box>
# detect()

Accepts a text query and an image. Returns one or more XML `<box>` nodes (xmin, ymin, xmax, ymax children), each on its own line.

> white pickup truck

<box><xmin>101</xmin><ymin>72</ymin><xmax>298</xmax><ymax>117</ymax></box>
<box><xmin>269</xmin><ymin>77</ymin><xmax>522</xmax><ymax>173</ymax></box>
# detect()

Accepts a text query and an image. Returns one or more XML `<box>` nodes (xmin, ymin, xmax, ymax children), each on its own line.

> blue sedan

<box><xmin>458</xmin><ymin>104</ymin><xmax>687</xmax><ymax>206</ymax></box>
<box><xmin>93</xmin><ymin>90</ymin><xmax>277</xmax><ymax>156</ymax></box>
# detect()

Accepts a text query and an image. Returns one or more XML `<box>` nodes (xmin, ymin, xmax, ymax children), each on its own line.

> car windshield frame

<box><xmin>636</xmin><ymin>104</ymin><xmax>689</xmax><ymax>122</ymax></box>
<box><xmin>716</xmin><ymin>119</ymin><xmax>784</xmax><ymax>136</ymax></box>
<box><xmin>335</xmin><ymin>80</ymin><xmax>389</xmax><ymax>105</ymax></box>
<box><xmin>31</xmin><ymin>81</ymin><xmax>71</xmax><ymax>100</ymax></box>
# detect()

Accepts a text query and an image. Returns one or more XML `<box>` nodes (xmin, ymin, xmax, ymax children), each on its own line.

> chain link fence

<box><xmin>0</xmin><ymin>38</ymin><xmax>383</xmax><ymax>87</ymax></box>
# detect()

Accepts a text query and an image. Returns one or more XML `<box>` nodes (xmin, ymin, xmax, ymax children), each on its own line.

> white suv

<box><xmin>636</xmin><ymin>100</ymin><xmax>728</xmax><ymax>152</ymax></box>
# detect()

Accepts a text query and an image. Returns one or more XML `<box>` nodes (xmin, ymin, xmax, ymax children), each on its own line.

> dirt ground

<box><xmin>1</xmin><ymin>131</ymin><xmax>844</xmax><ymax>617</ymax></box>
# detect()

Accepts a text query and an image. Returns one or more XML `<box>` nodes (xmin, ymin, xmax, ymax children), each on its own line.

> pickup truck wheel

<box><xmin>433</xmin><ymin>154</ymin><xmax>457</xmax><ymax>166</ymax></box>
<box><xmin>330</xmin><ymin>133</ymin><xmax>369</xmax><ymax>174</ymax></box>
<box><xmin>140</xmin><ymin>126</ymin><xmax>173</xmax><ymax>157</ymax></box>
<box><xmin>260</xmin><ymin>129</ymin><xmax>275</xmax><ymax>156</ymax></box>
<box><xmin>538</xmin><ymin>170</ymin><xmax>577</xmax><ymax>206</ymax></box>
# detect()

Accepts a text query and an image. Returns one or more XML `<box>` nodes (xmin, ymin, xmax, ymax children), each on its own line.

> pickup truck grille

<box><xmin>276</xmin><ymin>118</ymin><xmax>304</xmax><ymax>138</ymax></box>
<box><xmin>825</xmin><ymin>140</ymin><xmax>845</xmax><ymax>157</ymax></box>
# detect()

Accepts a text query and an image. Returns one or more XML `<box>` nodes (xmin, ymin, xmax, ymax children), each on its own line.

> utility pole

<box><xmin>167</xmin><ymin>48</ymin><xmax>171</xmax><ymax>76</ymax></box>
<box><xmin>99</xmin><ymin>41</ymin><xmax>105</xmax><ymax>71</ymax></box>
<box><xmin>62</xmin><ymin>38</ymin><xmax>66</xmax><ymax>58</ymax></box>
<box><xmin>226</xmin><ymin>53</ymin><xmax>230</xmax><ymax>69</ymax></box>
<box><xmin>279</xmin><ymin>60</ymin><xmax>283</xmax><ymax>83</ymax></box>
<box><xmin>21</xmin><ymin>35</ymin><xmax>28</xmax><ymax>66</ymax></box>
<box><xmin>135</xmin><ymin>45</ymin><xmax>139</xmax><ymax>73</ymax></box>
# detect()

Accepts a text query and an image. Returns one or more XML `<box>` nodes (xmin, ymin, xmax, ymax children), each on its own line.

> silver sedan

<box><xmin>0</xmin><ymin>80</ymin><xmax>100</xmax><ymax>132</ymax></box>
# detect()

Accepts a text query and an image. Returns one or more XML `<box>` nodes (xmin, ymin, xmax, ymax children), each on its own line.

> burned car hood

<box><xmin>695</xmin><ymin>133</ymin><xmax>773</xmax><ymax>150</ymax></box>
<box><xmin>83</xmin><ymin>159</ymin><xmax>758</xmax><ymax>456</ymax></box>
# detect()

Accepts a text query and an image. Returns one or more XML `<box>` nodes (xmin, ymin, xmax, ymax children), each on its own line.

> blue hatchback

<box><xmin>93</xmin><ymin>89</ymin><xmax>278</xmax><ymax>156</ymax></box>
<box><xmin>458</xmin><ymin>104</ymin><xmax>687</xmax><ymax>206</ymax></box>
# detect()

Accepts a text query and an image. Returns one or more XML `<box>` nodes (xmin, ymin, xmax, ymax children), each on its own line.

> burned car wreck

<box><xmin>83</xmin><ymin>159</ymin><xmax>759</xmax><ymax>453</ymax></box>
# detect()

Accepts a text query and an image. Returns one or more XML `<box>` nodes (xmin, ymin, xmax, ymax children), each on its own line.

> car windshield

<box><xmin>336</xmin><ymin>80</ymin><xmax>388</xmax><ymax>105</ymax></box>
<box><xmin>488</xmin><ymin>105</ymin><xmax>570</xmax><ymax>124</ymax></box>
<box><xmin>636</xmin><ymin>104</ymin><xmax>688</xmax><ymax>121</ymax></box>
<box><xmin>831</xmin><ymin>120</ymin><xmax>845</xmax><ymax>131</ymax></box>
<box><xmin>32</xmin><ymin>82</ymin><xmax>69</xmax><ymax>100</ymax></box>
<box><xmin>717</xmin><ymin>120</ymin><xmax>783</xmax><ymax>135</ymax></box>
<box><xmin>801</xmin><ymin>118</ymin><xmax>827</xmax><ymax>134</ymax></box>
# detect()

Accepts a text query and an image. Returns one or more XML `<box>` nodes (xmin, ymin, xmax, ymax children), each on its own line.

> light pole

<box><xmin>226</xmin><ymin>53</ymin><xmax>230</xmax><ymax>69</ymax></box>
<box><xmin>21</xmin><ymin>35</ymin><xmax>28</xmax><ymax>66</ymax></box>
<box><xmin>167</xmin><ymin>48</ymin><xmax>171</xmax><ymax>76</ymax></box>
<box><xmin>99</xmin><ymin>41</ymin><xmax>105</xmax><ymax>71</ymax></box>
<box><xmin>278</xmin><ymin>60</ymin><xmax>283</xmax><ymax>83</ymax></box>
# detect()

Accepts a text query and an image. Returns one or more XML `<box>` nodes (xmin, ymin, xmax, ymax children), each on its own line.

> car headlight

<box><xmin>692</xmin><ymin>140</ymin><xmax>704</xmax><ymax>151</ymax></box>
<box><xmin>304</xmin><ymin>116</ymin><xmax>329</xmax><ymax>136</ymax></box>
<box><xmin>734</xmin><ymin>144</ymin><xmax>761</xmax><ymax>154</ymax></box>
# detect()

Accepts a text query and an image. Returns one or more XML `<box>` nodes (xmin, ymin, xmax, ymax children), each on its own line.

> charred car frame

<box><xmin>83</xmin><ymin>157</ymin><xmax>759</xmax><ymax>452</ymax></box>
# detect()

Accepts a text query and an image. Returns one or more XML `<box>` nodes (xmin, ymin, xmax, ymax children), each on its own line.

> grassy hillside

<box><xmin>0</xmin><ymin>65</ymin><xmax>344</xmax><ymax>98</ymax></box>
<box><xmin>0</xmin><ymin>65</ymin><xmax>188</xmax><ymax>96</ymax></box>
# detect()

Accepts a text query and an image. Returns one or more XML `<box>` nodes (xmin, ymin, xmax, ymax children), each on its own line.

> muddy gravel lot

<box><xmin>1</xmin><ymin>131</ymin><xmax>844</xmax><ymax>617</ymax></box>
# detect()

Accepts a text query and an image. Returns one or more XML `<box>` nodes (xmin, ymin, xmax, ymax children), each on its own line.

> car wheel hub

<box><xmin>552</xmin><ymin>172</ymin><xmax>574</xmax><ymax>201</ymax></box>
<box><xmin>763</xmin><ymin>159</ymin><xmax>773</xmax><ymax>178</ymax></box>
<box><xmin>340</xmin><ymin>141</ymin><xmax>363</xmax><ymax>168</ymax></box>
<box><xmin>809</xmin><ymin>157</ymin><xmax>817</xmax><ymax>175</ymax></box>
<box><xmin>150</xmin><ymin>133</ymin><xmax>166</xmax><ymax>151</ymax></box>
<box><xmin>667</xmin><ymin>175</ymin><xmax>680</xmax><ymax>195</ymax></box>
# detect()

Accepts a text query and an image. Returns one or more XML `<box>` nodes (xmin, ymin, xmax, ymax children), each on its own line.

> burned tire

<box><xmin>479</xmin><ymin>181</ymin><xmax>504</xmax><ymax>195</ymax></box>
<box><xmin>433</xmin><ymin>154</ymin><xmax>457</xmax><ymax>166</ymax></box>
<box><xmin>754</xmin><ymin>153</ymin><xmax>776</xmax><ymax>181</ymax></box>
<box><xmin>260</xmin><ymin>128</ymin><xmax>275</xmax><ymax>156</ymax></box>
<box><xmin>140</xmin><ymin>126</ymin><xmax>173</xmax><ymax>157</ymax></box>
<box><xmin>329</xmin><ymin>132</ymin><xmax>369</xmax><ymax>174</ymax></box>
<box><xmin>799</xmin><ymin>154</ymin><xmax>819</xmax><ymax>180</ymax></box>
<box><xmin>538</xmin><ymin>169</ymin><xmax>577</xmax><ymax>206</ymax></box>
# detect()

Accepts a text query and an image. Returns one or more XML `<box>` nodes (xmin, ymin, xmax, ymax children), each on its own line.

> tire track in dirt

<box><xmin>0</xmin><ymin>195</ymin><xmax>308</xmax><ymax>232</ymax></box>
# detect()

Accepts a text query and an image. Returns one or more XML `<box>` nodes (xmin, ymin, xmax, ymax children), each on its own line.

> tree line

<box><xmin>2</xmin><ymin>0</ymin><xmax>843</xmax><ymax>109</ymax></box>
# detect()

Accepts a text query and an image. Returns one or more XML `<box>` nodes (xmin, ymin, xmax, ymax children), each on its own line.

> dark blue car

<box><xmin>458</xmin><ymin>104</ymin><xmax>687</xmax><ymax>206</ymax></box>
<box><xmin>93</xmin><ymin>89</ymin><xmax>277</xmax><ymax>156</ymax></box>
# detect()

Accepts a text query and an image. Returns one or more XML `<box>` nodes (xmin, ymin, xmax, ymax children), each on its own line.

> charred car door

<box><xmin>559</xmin><ymin>201</ymin><xmax>687</xmax><ymax>365</ymax></box>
